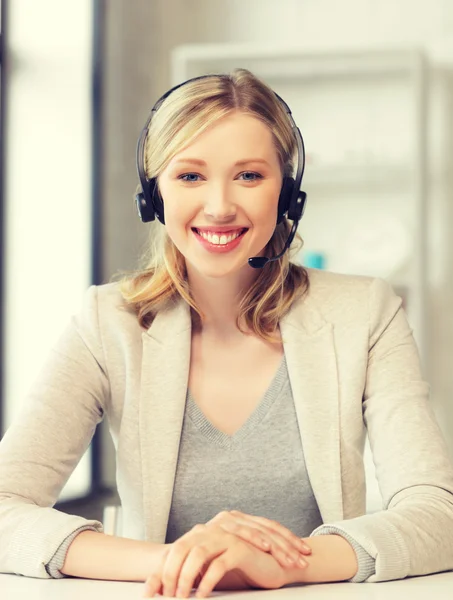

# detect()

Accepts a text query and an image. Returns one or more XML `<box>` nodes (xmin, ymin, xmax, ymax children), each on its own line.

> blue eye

<box><xmin>239</xmin><ymin>171</ymin><xmax>262</xmax><ymax>181</ymax></box>
<box><xmin>178</xmin><ymin>173</ymin><xmax>201</xmax><ymax>182</ymax></box>
<box><xmin>177</xmin><ymin>171</ymin><xmax>263</xmax><ymax>183</ymax></box>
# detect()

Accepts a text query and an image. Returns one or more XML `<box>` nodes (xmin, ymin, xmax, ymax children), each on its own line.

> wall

<box><xmin>100</xmin><ymin>0</ymin><xmax>453</xmax><ymax>495</ymax></box>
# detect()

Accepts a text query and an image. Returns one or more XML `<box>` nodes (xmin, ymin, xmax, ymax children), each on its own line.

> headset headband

<box><xmin>136</xmin><ymin>74</ymin><xmax>306</xmax><ymax>225</ymax></box>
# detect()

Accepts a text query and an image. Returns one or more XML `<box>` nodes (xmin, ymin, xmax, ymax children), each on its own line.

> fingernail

<box><xmin>261</xmin><ymin>540</ymin><xmax>270</xmax><ymax>548</ymax></box>
<box><xmin>298</xmin><ymin>556</ymin><xmax>307</xmax><ymax>567</ymax></box>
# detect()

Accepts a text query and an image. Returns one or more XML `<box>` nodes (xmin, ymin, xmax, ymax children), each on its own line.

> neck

<box><xmin>186</xmin><ymin>264</ymin><xmax>260</xmax><ymax>338</ymax></box>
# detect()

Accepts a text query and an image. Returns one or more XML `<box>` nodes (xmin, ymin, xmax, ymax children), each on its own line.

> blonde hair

<box><xmin>120</xmin><ymin>69</ymin><xmax>309</xmax><ymax>343</ymax></box>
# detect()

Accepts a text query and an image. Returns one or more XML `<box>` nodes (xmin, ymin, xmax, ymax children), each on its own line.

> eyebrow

<box><xmin>173</xmin><ymin>158</ymin><xmax>271</xmax><ymax>167</ymax></box>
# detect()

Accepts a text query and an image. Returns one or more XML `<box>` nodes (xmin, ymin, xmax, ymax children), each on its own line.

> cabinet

<box><xmin>172</xmin><ymin>44</ymin><xmax>428</xmax><ymax>364</ymax></box>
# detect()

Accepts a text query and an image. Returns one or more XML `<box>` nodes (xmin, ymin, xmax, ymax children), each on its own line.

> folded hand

<box><xmin>142</xmin><ymin>513</ymin><xmax>310</xmax><ymax>598</ymax></box>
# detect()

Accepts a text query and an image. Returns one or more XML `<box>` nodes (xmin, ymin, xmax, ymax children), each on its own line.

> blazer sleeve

<box><xmin>0</xmin><ymin>286</ymin><xmax>108</xmax><ymax>578</ymax></box>
<box><xmin>310</xmin><ymin>277</ymin><xmax>453</xmax><ymax>582</ymax></box>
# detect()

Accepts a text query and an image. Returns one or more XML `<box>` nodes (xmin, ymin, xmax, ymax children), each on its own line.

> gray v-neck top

<box><xmin>165</xmin><ymin>355</ymin><xmax>323</xmax><ymax>538</ymax></box>
<box><xmin>164</xmin><ymin>354</ymin><xmax>375</xmax><ymax>582</ymax></box>
<box><xmin>46</xmin><ymin>354</ymin><xmax>375</xmax><ymax>582</ymax></box>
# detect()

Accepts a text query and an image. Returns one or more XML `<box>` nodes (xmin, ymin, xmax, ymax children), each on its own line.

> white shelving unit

<box><xmin>171</xmin><ymin>44</ymin><xmax>429</xmax><ymax>514</ymax></box>
<box><xmin>172</xmin><ymin>43</ymin><xmax>428</xmax><ymax>365</ymax></box>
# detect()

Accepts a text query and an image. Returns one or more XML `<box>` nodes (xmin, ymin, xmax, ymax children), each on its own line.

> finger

<box><xmin>219</xmin><ymin>517</ymin><xmax>301</xmax><ymax>565</ymax></box>
<box><xmin>217</xmin><ymin>521</ymin><xmax>297</xmax><ymax>568</ymax></box>
<box><xmin>218</xmin><ymin>522</ymin><xmax>270</xmax><ymax>552</ymax></box>
<box><xmin>142</xmin><ymin>573</ymin><xmax>161</xmax><ymax>598</ymax></box>
<box><xmin>217</xmin><ymin>516</ymin><xmax>282</xmax><ymax>550</ymax></box>
<box><xmin>253</xmin><ymin>534</ymin><xmax>308</xmax><ymax>569</ymax></box>
<box><xmin>161</xmin><ymin>540</ymin><xmax>192</xmax><ymax>597</ymax></box>
<box><xmin>175</xmin><ymin>545</ymin><xmax>214</xmax><ymax>598</ymax></box>
<box><xmin>268</xmin><ymin>545</ymin><xmax>305</xmax><ymax>569</ymax></box>
<box><xmin>195</xmin><ymin>554</ymin><xmax>231</xmax><ymax>599</ymax></box>
<box><xmin>143</xmin><ymin>547</ymin><xmax>168</xmax><ymax>598</ymax></box>
<box><xmin>211</xmin><ymin>514</ymin><xmax>308</xmax><ymax>570</ymax></box>
<box><xmin>230</xmin><ymin>510</ymin><xmax>312</xmax><ymax>554</ymax></box>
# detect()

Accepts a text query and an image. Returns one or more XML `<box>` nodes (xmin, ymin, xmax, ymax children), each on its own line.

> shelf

<box><xmin>303</xmin><ymin>163</ymin><xmax>412</xmax><ymax>189</ymax></box>
<box><xmin>172</xmin><ymin>44</ymin><xmax>424</xmax><ymax>83</ymax></box>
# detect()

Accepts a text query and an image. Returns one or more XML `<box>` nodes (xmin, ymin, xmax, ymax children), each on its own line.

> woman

<box><xmin>0</xmin><ymin>69</ymin><xmax>453</xmax><ymax>598</ymax></box>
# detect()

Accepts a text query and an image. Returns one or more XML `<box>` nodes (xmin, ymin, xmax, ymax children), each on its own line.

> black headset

<box><xmin>135</xmin><ymin>74</ymin><xmax>308</xmax><ymax>269</ymax></box>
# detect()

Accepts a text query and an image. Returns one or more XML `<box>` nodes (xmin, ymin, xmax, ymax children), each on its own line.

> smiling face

<box><xmin>157</xmin><ymin>111</ymin><xmax>283</xmax><ymax>281</ymax></box>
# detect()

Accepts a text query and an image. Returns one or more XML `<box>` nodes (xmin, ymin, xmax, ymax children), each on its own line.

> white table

<box><xmin>1</xmin><ymin>572</ymin><xmax>453</xmax><ymax>600</ymax></box>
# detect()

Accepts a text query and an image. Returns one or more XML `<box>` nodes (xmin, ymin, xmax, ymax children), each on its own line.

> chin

<box><xmin>186</xmin><ymin>256</ymin><xmax>254</xmax><ymax>280</ymax></box>
<box><xmin>191</xmin><ymin>264</ymin><xmax>246</xmax><ymax>279</ymax></box>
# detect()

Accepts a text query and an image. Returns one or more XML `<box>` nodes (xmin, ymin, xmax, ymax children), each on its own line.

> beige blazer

<box><xmin>1</xmin><ymin>268</ymin><xmax>453</xmax><ymax>582</ymax></box>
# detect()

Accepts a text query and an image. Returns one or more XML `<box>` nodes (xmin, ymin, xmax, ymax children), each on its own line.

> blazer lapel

<box><xmin>139</xmin><ymin>299</ymin><xmax>192</xmax><ymax>543</ymax></box>
<box><xmin>280</xmin><ymin>294</ymin><xmax>344</xmax><ymax>523</ymax></box>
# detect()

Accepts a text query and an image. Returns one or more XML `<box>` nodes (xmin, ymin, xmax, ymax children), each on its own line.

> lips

<box><xmin>192</xmin><ymin>227</ymin><xmax>248</xmax><ymax>235</ymax></box>
<box><xmin>192</xmin><ymin>227</ymin><xmax>247</xmax><ymax>252</ymax></box>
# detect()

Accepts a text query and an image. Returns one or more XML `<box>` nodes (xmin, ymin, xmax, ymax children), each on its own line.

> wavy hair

<box><xmin>120</xmin><ymin>69</ymin><xmax>309</xmax><ymax>343</ymax></box>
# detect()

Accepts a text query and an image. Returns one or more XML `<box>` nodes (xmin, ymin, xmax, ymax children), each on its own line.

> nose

<box><xmin>203</xmin><ymin>181</ymin><xmax>236</xmax><ymax>221</ymax></box>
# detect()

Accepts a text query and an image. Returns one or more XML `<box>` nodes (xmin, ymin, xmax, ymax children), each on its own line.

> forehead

<box><xmin>172</xmin><ymin>112</ymin><xmax>279</xmax><ymax>165</ymax></box>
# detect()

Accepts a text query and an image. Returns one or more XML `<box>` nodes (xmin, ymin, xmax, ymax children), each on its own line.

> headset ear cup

<box><xmin>277</xmin><ymin>177</ymin><xmax>294</xmax><ymax>224</ymax></box>
<box><xmin>150</xmin><ymin>179</ymin><xmax>165</xmax><ymax>224</ymax></box>
<box><xmin>287</xmin><ymin>190</ymin><xmax>307</xmax><ymax>221</ymax></box>
<box><xmin>135</xmin><ymin>178</ymin><xmax>166</xmax><ymax>223</ymax></box>
<box><xmin>135</xmin><ymin>190</ymin><xmax>155</xmax><ymax>222</ymax></box>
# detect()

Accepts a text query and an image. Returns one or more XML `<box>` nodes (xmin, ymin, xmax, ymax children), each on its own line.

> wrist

<box><xmin>282</xmin><ymin>535</ymin><xmax>358</xmax><ymax>586</ymax></box>
<box><xmin>138</xmin><ymin>542</ymin><xmax>169</xmax><ymax>582</ymax></box>
<box><xmin>213</xmin><ymin>570</ymin><xmax>254</xmax><ymax>591</ymax></box>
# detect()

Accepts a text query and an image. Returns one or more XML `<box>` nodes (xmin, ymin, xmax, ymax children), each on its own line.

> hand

<box><xmin>142</xmin><ymin>523</ymin><xmax>297</xmax><ymax>598</ymax></box>
<box><xmin>206</xmin><ymin>510</ymin><xmax>311</xmax><ymax>569</ymax></box>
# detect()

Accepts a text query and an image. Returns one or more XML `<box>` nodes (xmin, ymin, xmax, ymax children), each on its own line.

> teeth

<box><xmin>197</xmin><ymin>230</ymin><xmax>243</xmax><ymax>245</ymax></box>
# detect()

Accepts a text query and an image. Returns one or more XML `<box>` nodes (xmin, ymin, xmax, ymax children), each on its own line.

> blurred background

<box><xmin>1</xmin><ymin>0</ymin><xmax>453</xmax><ymax>524</ymax></box>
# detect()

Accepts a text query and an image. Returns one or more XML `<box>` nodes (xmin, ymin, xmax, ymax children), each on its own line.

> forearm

<box><xmin>60</xmin><ymin>530</ymin><xmax>165</xmax><ymax>581</ymax></box>
<box><xmin>214</xmin><ymin>534</ymin><xmax>358</xmax><ymax>592</ymax></box>
<box><xmin>284</xmin><ymin>534</ymin><xmax>358</xmax><ymax>585</ymax></box>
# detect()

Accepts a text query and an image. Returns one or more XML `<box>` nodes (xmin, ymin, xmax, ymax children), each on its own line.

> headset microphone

<box><xmin>248</xmin><ymin>191</ymin><xmax>307</xmax><ymax>269</ymax></box>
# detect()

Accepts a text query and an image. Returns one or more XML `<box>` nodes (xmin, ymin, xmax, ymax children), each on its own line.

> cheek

<box><xmin>251</xmin><ymin>186</ymin><xmax>280</xmax><ymax>223</ymax></box>
<box><xmin>161</xmin><ymin>201</ymin><xmax>196</xmax><ymax>248</ymax></box>
<box><xmin>164</xmin><ymin>211</ymin><xmax>186</xmax><ymax>241</ymax></box>
<box><xmin>252</xmin><ymin>187</ymin><xmax>281</xmax><ymax>242</ymax></box>
<box><xmin>159</xmin><ymin>184</ymin><xmax>191</xmax><ymax>230</ymax></box>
